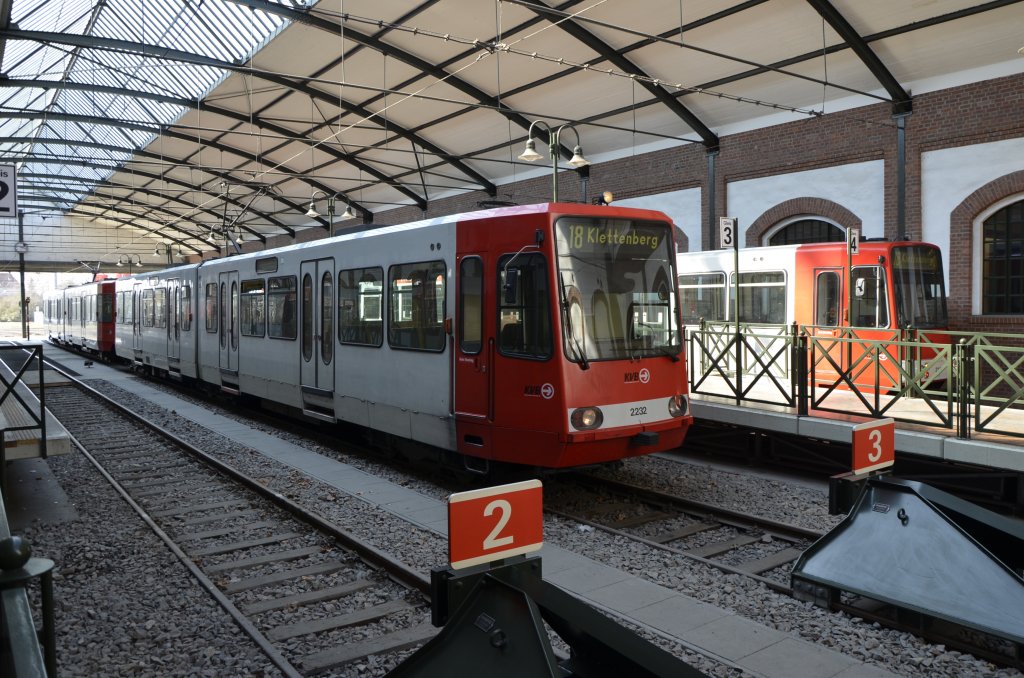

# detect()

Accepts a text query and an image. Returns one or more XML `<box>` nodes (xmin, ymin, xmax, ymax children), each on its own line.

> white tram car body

<box><xmin>109</xmin><ymin>203</ymin><xmax>693</xmax><ymax>469</ymax></box>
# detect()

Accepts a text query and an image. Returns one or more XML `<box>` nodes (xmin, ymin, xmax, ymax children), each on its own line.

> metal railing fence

<box><xmin>686</xmin><ymin>323</ymin><xmax>1024</xmax><ymax>440</ymax></box>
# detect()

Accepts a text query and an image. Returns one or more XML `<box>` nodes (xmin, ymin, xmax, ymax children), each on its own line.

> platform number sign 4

<box><xmin>719</xmin><ymin>217</ymin><xmax>737</xmax><ymax>250</ymax></box>
<box><xmin>847</xmin><ymin>228</ymin><xmax>860</xmax><ymax>255</ymax></box>
<box><xmin>0</xmin><ymin>164</ymin><xmax>17</xmax><ymax>216</ymax></box>
<box><xmin>447</xmin><ymin>479</ymin><xmax>543</xmax><ymax>569</ymax></box>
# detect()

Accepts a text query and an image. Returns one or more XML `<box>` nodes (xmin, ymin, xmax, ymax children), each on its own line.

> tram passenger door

<box><xmin>218</xmin><ymin>271</ymin><xmax>239</xmax><ymax>373</ymax></box>
<box><xmin>810</xmin><ymin>268</ymin><xmax>845</xmax><ymax>384</ymax></box>
<box><xmin>132</xmin><ymin>282</ymin><xmax>144</xmax><ymax>352</ymax></box>
<box><xmin>299</xmin><ymin>258</ymin><xmax>335</xmax><ymax>394</ymax></box>
<box><xmin>454</xmin><ymin>259</ymin><xmax>493</xmax><ymax>456</ymax></box>
<box><xmin>167</xmin><ymin>278</ymin><xmax>181</xmax><ymax>362</ymax></box>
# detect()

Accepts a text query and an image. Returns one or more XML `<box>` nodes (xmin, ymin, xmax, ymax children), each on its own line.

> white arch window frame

<box><xmin>761</xmin><ymin>215</ymin><xmax>845</xmax><ymax>246</ymax></box>
<box><xmin>972</xmin><ymin>192</ymin><xmax>1024</xmax><ymax>316</ymax></box>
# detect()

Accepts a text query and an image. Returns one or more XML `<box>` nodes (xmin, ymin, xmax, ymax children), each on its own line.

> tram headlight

<box><xmin>570</xmin><ymin>407</ymin><xmax>604</xmax><ymax>430</ymax></box>
<box><xmin>667</xmin><ymin>395</ymin><xmax>688</xmax><ymax>417</ymax></box>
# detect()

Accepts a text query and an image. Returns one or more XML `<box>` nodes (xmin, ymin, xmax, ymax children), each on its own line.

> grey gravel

<box><xmin>20</xmin><ymin>370</ymin><xmax>1023</xmax><ymax>678</ymax></box>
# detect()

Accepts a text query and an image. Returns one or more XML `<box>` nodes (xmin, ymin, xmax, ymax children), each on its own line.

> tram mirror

<box><xmin>503</xmin><ymin>268</ymin><xmax>520</xmax><ymax>305</ymax></box>
<box><xmin>855</xmin><ymin>278</ymin><xmax>866</xmax><ymax>297</ymax></box>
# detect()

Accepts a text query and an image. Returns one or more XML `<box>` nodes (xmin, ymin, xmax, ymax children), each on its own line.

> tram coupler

<box><xmin>389</xmin><ymin>555</ymin><xmax>706</xmax><ymax>677</ymax></box>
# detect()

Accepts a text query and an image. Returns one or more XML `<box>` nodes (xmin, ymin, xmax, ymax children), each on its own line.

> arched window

<box><xmin>768</xmin><ymin>218</ymin><xmax>845</xmax><ymax>246</ymax></box>
<box><xmin>982</xmin><ymin>199</ymin><xmax>1024</xmax><ymax>314</ymax></box>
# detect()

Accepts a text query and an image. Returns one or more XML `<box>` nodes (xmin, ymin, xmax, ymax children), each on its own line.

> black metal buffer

<box><xmin>791</xmin><ymin>476</ymin><xmax>1024</xmax><ymax>648</ymax></box>
<box><xmin>389</xmin><ymin>556</ymin><xmax>707</xmax><ymax>677</ymax></box>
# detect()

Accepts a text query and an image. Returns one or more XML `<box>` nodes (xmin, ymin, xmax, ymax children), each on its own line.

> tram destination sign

<box><xmin>562</xmin><ymin>221</ymin><xmax>665</xmax><ymax>254</ymax></box>
<box><xmin>447</xmin><ymin>479</ymin><xmax>543</xmax><ymax>569</ymax></box>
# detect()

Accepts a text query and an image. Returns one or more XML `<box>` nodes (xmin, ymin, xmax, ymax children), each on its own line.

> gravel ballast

<box><xmin>19</xmin><ymin>375</ymin><xmax>1022</xmax><ymax>677</ymax></box>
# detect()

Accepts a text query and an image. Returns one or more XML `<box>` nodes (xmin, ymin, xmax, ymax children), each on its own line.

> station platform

<box><xmin>690</xmin><ymin>384</ymin><xmax>1024</xmax><ymax>474</ymax></box>
<box><xmin>0</xmin><ymin>341</ymin><xmax>72</xmax><ymax>464</ymax></box>
<box><xmin>26</xmin><ymin>350</ymin><xmax>894</xmax><ymax>678</ymax></box>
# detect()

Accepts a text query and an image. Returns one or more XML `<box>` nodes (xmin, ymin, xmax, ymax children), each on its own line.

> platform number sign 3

<box><xmin>851</xmin><ymin>418</ymin><xmax>895</xmax><ymax>474</ymax></box>
<box><xmin>447</xmin><ymin>479</ymin><xmax>544</xmax><ymax>569</ymax></box>
<box><xmin>0</xmin><ymin>164</ymin><xmax>16</xmax><ymax>215</ymax></box>
<box><xmin>719</xmin><ymin>217</ymin><xmax>737</xmax><ymax>250</ymax></box>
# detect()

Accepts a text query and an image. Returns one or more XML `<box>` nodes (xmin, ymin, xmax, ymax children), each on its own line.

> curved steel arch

<box><xmin>0</xmin><ymin>79</ymin><xmax>374</xmax><ymax>223</ymax></box>
<box><xmin>17</xmin><ymin>151</ymin><xmax>272</xmax><ymax>245</ymax></box>
<box><xmin>0</xmin><ymin>132</ymin><xmax>298</xmax><ymax>237</ymax></box>
<box><xmin>228</xmin><ymin>0</ymin><xmax>578</xmax><ymax>162</ymax></box>
<box><xmin>515</xmin><ymin>2</ymin><xmax>719</xmax><ymax>150</ymax></box>
<box><xmin>18</xmin><ymin>168</ymin><xmax>229</xmax><ymax>252</ymax></box>
<box><xmin>2</xmin><ymin>110</ymin><xmax>348</xmax><ymax>233</ymax></box>
<box><xmin>805</xmin><ymin>0</ymin><xmax>911</xmax><ymax>114</ymax></box>
<box><xmin>0</xmin><ymin>27</ymin><xmax>467</xmax><ymax>208</ymax></box>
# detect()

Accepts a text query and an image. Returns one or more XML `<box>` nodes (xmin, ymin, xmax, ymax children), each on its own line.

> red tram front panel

<box><xmin>453</xmin><ymin>204</ymin><xmax>691</xmax><ymax>468</ymax></box>
<box><xmin>793</xmin><ymin>242</ymin><xmax>949</xmax><ymax>391</ymax></box>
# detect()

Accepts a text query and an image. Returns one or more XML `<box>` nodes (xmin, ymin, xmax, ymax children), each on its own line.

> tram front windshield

<box><xmin>892</xmin><ymin>245</ymin><xmax>948</xmax><ymax>329</ymax></box>
<box><xmin>555</xmin><ymin>217</ymin><xmax>680</xmax><ymax>362</ymax></box>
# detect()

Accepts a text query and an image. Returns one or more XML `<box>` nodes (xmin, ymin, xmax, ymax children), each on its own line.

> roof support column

<box><xmin>18</xmin><ymin>209</ymin><xmax>27</xmax><ymax>339</ymax></box>
<box><xmin>895</xmin><ymin>112</ymin><xmax>910</xmax><ymax>240</ymax></box>
<box><xmin>707</xmin><ymin>148</ymin><xmax>719</xmax><ymax>251</ymax></box>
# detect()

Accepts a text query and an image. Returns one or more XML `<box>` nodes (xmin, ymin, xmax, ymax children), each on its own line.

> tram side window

<box><xmin>205</xmin><ymin>283</ymin><xmax>218</xmax><ymax>333</ymax></box>
<box><xmin>153</xmin><ymin>288</ymin><xmax>167</xmax><ymax>329</ymax></box>
<box><xmin>815</xmin><ymin>272</ymin><xmax>840</xmax><ymax>327</ymax></box>
<box><xmin>459</xmin><ymin>257</ymin><xmax>483</xmax><ymax>354</ymax></box>
<box><xmin>851</xmin><ymin>267</ymin><xmax>888</xmax><ymax>328</ymax></box>
<box><xmin>240</xmin><ymin>278</ymin><xmax>266</xmax><ymax>337</ymax></box>
<box><xmin>679</xmin><ymin>272</ymin><xmax>726</xmax><ymax>324</ymax></box>
<box><xmin>142</xmin><ymin>290</ymin><xmax>155</xmax><ymax>327</ymax></box>
<box><xmin>267</xmin><ymin>275</ymin><xmax>297</xmax><ymax>340</ymax></box>
<box><xmin>338</xmin><ymin>267</ymin><xmax>383</xmax><ymax>346</ymax></box>
<box><xmin>498</xmin><ymin>252</ymin><xmax>552</xmax><ymax>359</ymax></box>
<box><xmin>730</xmin><ymin>271</ymin><xmax>786</xmax><ymax>324</ymax></box>
<box><xmin>120</xmin><ymin>291</ymin><xmax>133</xmax><ymax>324</ymax></box>
<box><xmin>180</xmin><ymin>284</ymin><xmax>192</xmax><ymax>332</ymax></box>
<box><xmin>388</xmin><ymin>260</ymin><xmax>446</xmax><ymax>352</ymax></box>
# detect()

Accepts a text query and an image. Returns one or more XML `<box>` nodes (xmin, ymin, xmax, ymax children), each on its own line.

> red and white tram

<box><xmin>44</xmin><ymin>278</ymin><xmax>117</xmax><ymax>359</ymax></box>
<box><xmin>678</xmin><ymin>240</ymin><xmax>950</xmax><ymax>388</ymax></box>
<box><xmin>104</xmin><ymin>202</ymin><xmax>691</xmax><ymax>470</ymax></box>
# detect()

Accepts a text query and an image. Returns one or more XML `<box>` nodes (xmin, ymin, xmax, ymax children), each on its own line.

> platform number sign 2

<box><xmin>719</xmin><ymin>217</ymin><xmax>737</xmax><ymax>250</ymax></box>
<box><xmin>447</xmin><ymin>479</ymin><xmax>544</xmax><ymax>569</ymax></box>
<box><xmin>0</xmin><ymin>164</ymin><xmax>16</xmax><ymax>215</ymax></box>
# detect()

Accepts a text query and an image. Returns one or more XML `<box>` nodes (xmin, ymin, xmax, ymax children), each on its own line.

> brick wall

<box><xmin>257</xmin><ymin>72</ymin><xmax>1024</xmax><ymax>332</ymax></box>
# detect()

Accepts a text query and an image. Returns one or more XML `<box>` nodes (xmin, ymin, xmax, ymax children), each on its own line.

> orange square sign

<box><xmin>448</xmin><ymin>479</ymin><xmax>543</xmax><ymax>570</ymax></box>
<box><xmin>851</xmin><ymin>418</ymin><xmax>895</xmax><ymax>474</ymax></box>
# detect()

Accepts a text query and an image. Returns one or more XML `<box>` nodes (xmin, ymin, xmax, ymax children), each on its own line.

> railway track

<box><xmin>552</xmin><ymin>471</ymin><xmax>1024</xmax><ymax>672</ymax></box>
<box><xmin>31</xmin><ymin>347</ymin><xmax>1021</xmax><ymax>674</ymax></box>
<box><xmin>42</xmin><ymin>364</ymin><xmax>436</xmax><ymax>676</ymax></box>
<box><xmin>547</xmin><ymin>473</ymin><xmax>823</xmax><ymax>594</ymax></box>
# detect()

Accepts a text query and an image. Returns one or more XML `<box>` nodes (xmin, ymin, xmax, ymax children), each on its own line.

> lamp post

<box><xmin>518</xmin><ymin>121</ymin><xmax>590</xmax><ymax>202</ymax></box>
<box><xmin>305</xmin><ymin>191</ymin><xmax>357</xmax><ymax>236</ymax></box>
<box><xmin>117</xmin><ymin>254</ymin><xmax>142</xmax><ymax>274</ymax></box>
<box><xmin>153</xmin><ymin>243</ymin><xmax>176</xmax><ymax>265</ymax></box>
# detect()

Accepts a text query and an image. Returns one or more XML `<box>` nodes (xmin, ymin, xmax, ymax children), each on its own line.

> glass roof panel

<box><xmin>0</xmin><ymin>0</ymin><xmax>291</xmax><ymax>217</ymax></box>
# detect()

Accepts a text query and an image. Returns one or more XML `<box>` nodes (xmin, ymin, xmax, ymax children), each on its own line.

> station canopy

<box><xmin>1</xmin><ymin>0</ymin><xmax>1022</xmax><ymax>270</ymax></box>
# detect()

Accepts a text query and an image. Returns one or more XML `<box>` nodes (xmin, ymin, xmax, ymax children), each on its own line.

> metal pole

<box><xmin>733</xmin><ymin>223</ymin><xmax>741</xmax><ymax>405</ymax></box>
<box><xmin>895</xmin><ymin>113</ymin><xmax>908</xmax><ymax>240</ymax></box>
<box><xmin>550</xmin><ymin>132</ymin><xmax>559</xmax><ymax>202</ymax></box>
<box><xmin>18</xmin><ymin>210</ymin><xmax>28</xmax><ymax>338</ymax></box>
